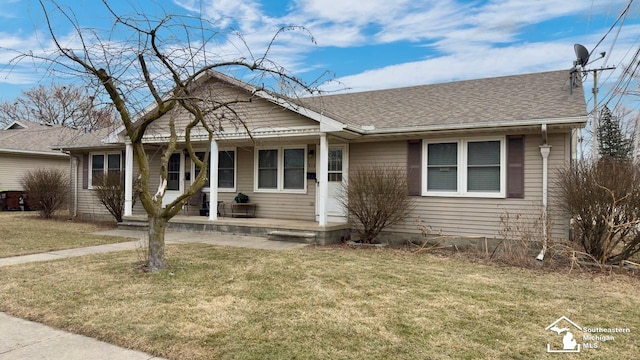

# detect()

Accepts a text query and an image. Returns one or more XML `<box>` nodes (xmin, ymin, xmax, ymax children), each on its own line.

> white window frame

<box><xmin>192</xmin><ymin>148</ymin><xmax>237</xmax><ymax>193</ymax></box>
<box><xmin>254</xmin><ymin>145</ymin><xmax>308</xmax><ymax>194</ymax></box>
<box><xmin>422</xmin><ymin>136</ymin><xmax>506</xmax><ymax>198</ymax></box>
<box><xmin>88</xmin><ymin>151</ymin><xmax>122</xmax><ymax>190</ymax></box>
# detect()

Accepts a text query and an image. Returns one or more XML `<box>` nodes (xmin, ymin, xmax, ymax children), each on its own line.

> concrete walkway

<box><xmin>0</xmin><ymin>229</ymin><xmax>307</xmax><ymax>267</ymax></box>
<box><xmin>0</xmin><ymin>229</ymin><xmax>307</xmax><ymax>359</ymax></box>
<box><xmin>0</xmin><ymin>312</ymin><xmax>165</xmax><ymax>360</ymax></box>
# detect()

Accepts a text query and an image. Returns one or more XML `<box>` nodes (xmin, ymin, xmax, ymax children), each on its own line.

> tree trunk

<box><xmin>147</xmin><ymin>215</ymin><xmax>167</xmax><ymax>272</ymax></box>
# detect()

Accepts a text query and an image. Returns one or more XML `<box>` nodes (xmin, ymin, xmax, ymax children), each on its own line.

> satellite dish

<box><xmin>574</xmin><ymin>44</ymin><xmax>590</xmax><ymax>67</ymax></box>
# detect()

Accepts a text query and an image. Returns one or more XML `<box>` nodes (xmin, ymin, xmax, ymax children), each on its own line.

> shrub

<box><xmin>93</xmin><ymin>171</ymin><xmax>125</xmax><ymax>222</ymax></box>
<box><xmin>20</xmin><ymin>168</ymin><xmax>70</xmax><ymax>218</ymax></box>
<box><xmin>339</xmin><ymin>165</ymin><xmax>415</xmax><ymax>243</ymax></box>
<box><xmin>495</xmin><ymin>210</ymin><xmax>550</xmax><ymax>266</ymax></box>
<box><xmin>557</xmin><ymin>159</ymin><xmax>640</xmax><ymax>264</ymax></box>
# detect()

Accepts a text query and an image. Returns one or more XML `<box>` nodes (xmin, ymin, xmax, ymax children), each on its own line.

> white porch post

<box><xmin>208</xmin><ymin>139</ymin><xmax>219</xmax><ymax>221</ymax></box>
<box><xmin>124</xmin><ymin>142</ymin><xmax>134</xmax><ymax>217</ymax></box>
<box><xmin>318</xmin><ymin>133</ymin><xmax>329</xmax><ymax>226</ymax></box>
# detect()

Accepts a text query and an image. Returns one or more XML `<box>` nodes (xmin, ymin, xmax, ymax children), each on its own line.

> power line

<box><xmin>591</xmin><ymin>0</ymin><xmax>635</xmax><ymax>54</ymax></box>
<box><xmin>582</xmin><ymin>0</ymin><xmax>639</xmax><ymax>110</ymax></box>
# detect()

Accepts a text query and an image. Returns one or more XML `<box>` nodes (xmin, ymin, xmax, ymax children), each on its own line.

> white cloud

<box><xmin>174</xmin><ymin>0</ymin><xmax>266</xmax><ymax>30</ymax></box>
<box><xmin>471</xmin><ymin>0</ymin><xmax>588</xmax><ymax>29</ymax></box>
<box><xmin>324</xmin><ymin>41</ymin><xmax>576</xmax><ymax>92</ymax></box>
<box><xmin>291</xmin><ymin>0</ymin><xmax>417</xmax><ymax>25</ymax></box>
<box><xmin>1</xmin><ymin>0</ymin><xmax>638</xmax><ymax>101</ymax></box>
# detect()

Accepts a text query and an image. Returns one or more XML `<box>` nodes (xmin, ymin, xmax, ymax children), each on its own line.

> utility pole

<box><xmin>588</xmin><ymin>66</ymin><xmax>616</xmax><ymax>161</ymax></box>
<box><xmin>635</xmin><ymin>112</ymin><xmax>640</xmax><ymax>165</ymax></box>
<box><xmin>592</xmin><ymin>69</ymin><xmax>599</xmax><ymax>160</ymax></box>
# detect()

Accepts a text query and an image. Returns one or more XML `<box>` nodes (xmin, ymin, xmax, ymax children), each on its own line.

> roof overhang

<box><xmin>0</xmin><ymin>148</ymin><xmax>69</xmax><ymax>158</ymax></box>
<box><xmin>345</xmin><ymin>116</ymin><xmax>587</xmax><ymax>138</ymax></box>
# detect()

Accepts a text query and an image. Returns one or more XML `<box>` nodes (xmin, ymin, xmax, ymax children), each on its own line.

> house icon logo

<box><xmin>545</xmin><ymin>316</ymin><xmax>582</xmax><ymax>353</ymax></box>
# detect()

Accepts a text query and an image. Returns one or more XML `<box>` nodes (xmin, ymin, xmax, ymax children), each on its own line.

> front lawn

<box><xmin>0</xmin><ymin>212</ymin><xmax>130</xmax><ymax>258</ymax></box>
<box><xmin>0</xmin><ymin>243</ymin><xmax>637</xmax><ymax>359</ymax></box>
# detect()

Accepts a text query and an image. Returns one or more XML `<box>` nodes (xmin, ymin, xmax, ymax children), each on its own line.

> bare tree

<box><xmin>0</xmin><ymin>83</ymin><xmax>115</xmax><ymax>129</ymax></box>
<box><xmin>339</xmin><ymin>166</ymin><xmax>415</xmax><ymax>243</ymax></box>
<box><xmin>15</xmin><ymin>1</ymin><xmax>322</xmax><ymax>271</ymax></box>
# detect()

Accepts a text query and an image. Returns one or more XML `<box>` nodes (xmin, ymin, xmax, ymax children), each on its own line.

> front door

<box><xmin>162</xmin><ymin>152</ymin><xmax>184</xmax><ymax>207</ymax></box>
<box><xmin>316</xmin><ymin>145</ymin><xmax>348</xmax><ymax>222</ymax></box>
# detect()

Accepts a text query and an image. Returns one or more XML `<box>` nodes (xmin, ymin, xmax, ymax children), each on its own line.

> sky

<box><xmin>0</xmin><ymin>0</ymin><xmax>640</xmax><ymax>114</ymax></box>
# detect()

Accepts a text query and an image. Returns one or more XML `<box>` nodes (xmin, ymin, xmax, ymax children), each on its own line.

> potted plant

<box><xmin>234</xmin><ymin>192</ymin><xmax>249</xmax><ymax>203</ymax></box>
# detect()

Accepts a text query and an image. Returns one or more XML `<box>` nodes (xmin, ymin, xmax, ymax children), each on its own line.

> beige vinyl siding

<box><xmin>349</xmin><ymin>132</ymin><xmax>571</xmax><ymax>241</ymax></box>
<box><xmin>146</xmin><ymin>80</ymin><xmax>318</xmax><ymax>135</ymax></box>
<box><xmin>74</xmin><ymin>152</ymin><xmax>117</xmax><ymax>220</ymax></box>
<box><xmin>0</xmin><ymin>154</ymin><xmax>68</xmax><ymax>191</ymax></box>
<box><xmin>219</xmin><ymin>146</ymin><xmax>316</xmax><ymax>220</ymax></box>
<box><xmin>73</xmin><ymin>149</ymin><xmax>131</xmax><ymax>220</ymax></box>
<box><xmin>128</xmin><ymin>144</ymin><xmax>317</xmax><ymax>221</ymax></box>
<box><xmin>74</xmin><ymin>146</ymin><xmax>162</xmax><ymax>219</ymax></box>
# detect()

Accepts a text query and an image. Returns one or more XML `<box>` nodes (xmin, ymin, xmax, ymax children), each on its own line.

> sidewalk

<box><xmin>0</xmin><ymin>229</ymin><xmax>307</xmax><ymax>267</ymax></box>
<box><xmin>0</xmin><ymin>229</ymin><xmax>307</xmax><ymax>359</ymax></box>
<box><xmin>0</xmin><ymin>312</ymin><xmax>165</xmax><ymax>360</ymax></box>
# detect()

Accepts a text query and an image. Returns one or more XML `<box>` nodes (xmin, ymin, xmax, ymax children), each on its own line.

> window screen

<box><xmin>467</xmin><ymin>141</ymin><xmax>500</xmax><ymax>192</ymax></box>
<box><xmin>218</xmin><ymin>151</ymin><xmax>235</xmax><ymax>189</ymax></box>
<box><xmin>427</xmin><ymin>143</ymin><xmax>458</xmax><ymax>191</ymax></box>
<box><xmin>283</xmin><ymin>148</ymin><xmax>305</xmax><ymax>189</ymax></box>
<box><xmin>167</xmin><ymin>153</ymin><xmax>181</xmax><ymax>191</ymax></box>
<box><xmin>258</xmin><ymin>149</ymin><xmax>278</xmax><ymax>189</ymax></box>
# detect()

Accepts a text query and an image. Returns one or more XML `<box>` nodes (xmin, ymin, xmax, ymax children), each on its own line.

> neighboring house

<box><xmin>59</xmin><ymin>69</ymin><xmax>587</xmax><ymax>243</ymax></box>
<box><xmin>0</xmin><ymin>120</ymin><xmax>75</xmax><ymax>210</ymax></box>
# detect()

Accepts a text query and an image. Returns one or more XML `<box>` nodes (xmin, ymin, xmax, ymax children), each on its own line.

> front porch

<box><xmin>120</xmin><ymin>214</ymin><xmax>351</xmax><ymax>245</ymax></box>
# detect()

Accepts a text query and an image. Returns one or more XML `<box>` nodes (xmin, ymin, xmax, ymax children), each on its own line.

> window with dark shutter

<box><xmin>407</xmin><ymin>140</ymin><xmax>422</xmax><ymax>195</ymax></box>
<box><xmin>506</xmin><ymin>135</ymin><xmax>524</xmax><ymax>198</ymax></box>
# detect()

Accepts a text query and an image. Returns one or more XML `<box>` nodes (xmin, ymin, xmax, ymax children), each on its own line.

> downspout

<box><xmin>537</xmin><ymin>124</ymin><xmax>551</xmax><ymax>261</ymax></box>
<box><xmin>64</xmin><ymin>151</ymin><xmax>79</xmax><ymax>218</ymax></box>
<box><xmin>73</xmin><ymin>155</ymin><xmax>79</xmax><ymax>218</ymax></box>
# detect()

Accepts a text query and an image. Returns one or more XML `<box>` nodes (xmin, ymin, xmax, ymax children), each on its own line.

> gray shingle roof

<box><xmin>0</xmin><ymin>120</ymin><xmax>76</xmax><ymax>155</ymax></box>
<box><xmin>54</xmin><ymin>127</ymin><xmax>116</xmax><ymax>150</ymax></box>
<box><xmin>50</xmin><ymin>69</ymin><xmax>588</xmax><ymax>149</ymax></box>
<box><xmin>0</xmin><ymin>120</ymin><xmax>117</xmax><ymax>154</ymax></box>
<box><xmin>300</xmin><ymin>69</ymin><xmax>587</xmax><ymax>131</ymax></box>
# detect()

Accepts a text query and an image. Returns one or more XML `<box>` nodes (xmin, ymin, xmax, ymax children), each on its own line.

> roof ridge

<box><xmin>316</xmin><ymin>68</ymin><xmax>573</xmax><ymax>99</ymax></box>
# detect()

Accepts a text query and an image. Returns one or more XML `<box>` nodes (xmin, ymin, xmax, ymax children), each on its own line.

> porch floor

<box><xmin>121</xmin><ymin>214</ymin><xmax>351</xmax><ymax>245</ymax></box>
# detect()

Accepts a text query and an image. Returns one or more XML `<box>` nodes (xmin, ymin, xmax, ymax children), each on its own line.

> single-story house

<box><xmin>59</xmin><ymin>69</ymin><xmax>587</xmax><ymax>244</ymax></box>
<box><xmin>0</xmin><ymin>120</ymin><xmax>76</xmax><ymax>210</ymax></box>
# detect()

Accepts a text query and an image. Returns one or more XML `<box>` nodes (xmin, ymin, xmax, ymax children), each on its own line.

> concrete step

<box><xmin>267</xmin><ymin>230</ymin><xmax>317</xmax><ymax>244</ymax></box>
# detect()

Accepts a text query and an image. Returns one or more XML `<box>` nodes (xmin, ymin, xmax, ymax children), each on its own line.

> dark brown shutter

<box><xmin>407</xmin><ymin>140</ymin><xmax>422</xmax><ymax>196</ymax></box>
<box><xmin>82</xmin><ymin>153</ymin><xmax>89</xmax><ymax>189</ymax></box>
<box><xmin>507</xmin><ymin>136</ymin><xmax>524</xmax><ymax>198</ymax></box>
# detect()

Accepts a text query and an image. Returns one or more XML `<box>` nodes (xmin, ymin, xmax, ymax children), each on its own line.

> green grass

<box><xmin>0</xmin><ymin>243</ymin><xmax>638</xmax><ymax>359</ymax></box>
<box><xmin>0</xmin><ymin>212</ymin><xmax>130</xmax><ymax>258</ymax></box>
